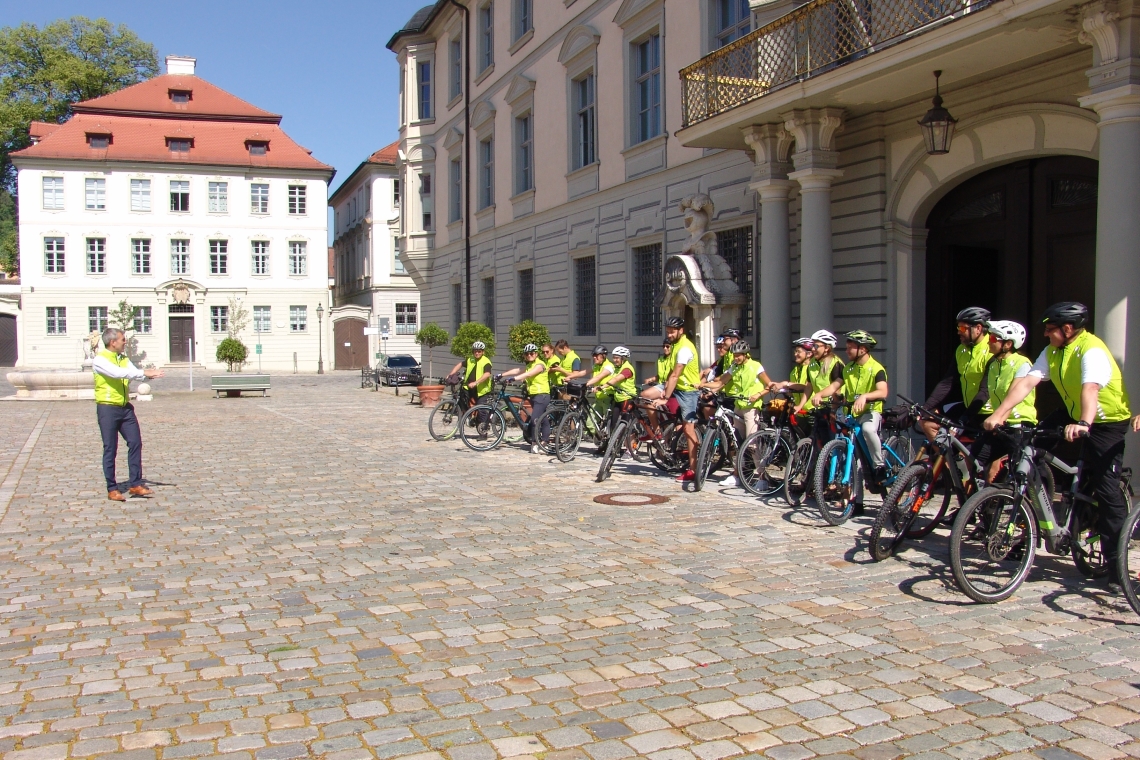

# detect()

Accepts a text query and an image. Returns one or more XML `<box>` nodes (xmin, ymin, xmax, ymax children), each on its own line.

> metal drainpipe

<box><xmin>446</xmin><ymin>0</ymin><xmax>472</xmax><ymax>323</ymax></box>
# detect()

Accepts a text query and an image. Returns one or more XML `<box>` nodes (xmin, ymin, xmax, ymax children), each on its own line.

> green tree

<box><xmin>508</xmin><ymin>320</ymin><xmax>551</xmax><ymax>363</ymax></box>
<box><xmin>451</xmin><ymin>322</ymin><xmax>495</xmax><ymax>360</ymax></box>
<box><xmin>108</xmin><ymin>298</ymin><xmax>146</xmax><ymax>365</ymax></box>
<box><xmin>415</xmin><ymin>322</ymin><xmax>449</xmax><ymax>380</ymax></box>
<box><xmin>216</xmin><ymin>338</ymin><xmax>249</xmax><ymax>372</ymax></box>
<box><xmin>0</xmin><ymin>17</ymin><xmax>159</xmax><ymax>275</ymax></box>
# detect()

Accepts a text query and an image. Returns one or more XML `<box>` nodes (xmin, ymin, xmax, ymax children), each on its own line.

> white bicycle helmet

<box><xmin>472</xmin><ymin>341</ymin><xmax>486</xmax><ymax>350</ymax></box>
<box><xmin>523</xmin><ymin>343</ymin><xmax>538</xmax><ymax>353</ymax></box>
<box><xmin>810</xmin><ymin>330</ymin><xmax>838</xmax><ymax>347</ymax></box>
<box><xmin>612</xmin><ymin>346</ymin><xmax>631</xmax><ymax>357</ymax></box>
<box><xmin>986</xmin><ymin>320</ymin><xmax>1026</xmax><ymax>349</ymax></box>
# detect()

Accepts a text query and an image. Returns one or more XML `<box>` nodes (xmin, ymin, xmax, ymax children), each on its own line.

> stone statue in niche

<box><xmin>679</xmin><ymin>194</ymin><xmax>739</xmax><ymax>296</ymax></box>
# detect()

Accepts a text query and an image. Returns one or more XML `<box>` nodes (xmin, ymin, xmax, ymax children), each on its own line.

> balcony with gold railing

<box><xmin>680</xmin><ymin>0</ymin><xmax>998</xmax><ymax>128</ymax></box>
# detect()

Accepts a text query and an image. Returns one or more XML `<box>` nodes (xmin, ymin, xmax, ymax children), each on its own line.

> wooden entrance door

<box><xmin>334</xmin><ymin>318</ymin><xmax>367</xmax><ymax>369</ymax></box>
<box><xmin>0</xmin><ymin>314</ymin><xmax>15</xmax><ymax>366</ymax></box>
<box><xmin>169</xmin><ymin>317</ymin><xmax>195</xmax><ymax>362</ymax></box>
<box><xmin>925</xmin><ymin>156</ymin><xmax>1098</xmax><ymax>415</ymax></box>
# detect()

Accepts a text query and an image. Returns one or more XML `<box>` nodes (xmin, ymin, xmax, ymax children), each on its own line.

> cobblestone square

<box><xmin>0</xmin><ymin>375</ymin><xmax>1138</xmax><ymax>760</ymax></box>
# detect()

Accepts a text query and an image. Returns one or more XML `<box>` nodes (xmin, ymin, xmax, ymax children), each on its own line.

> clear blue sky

<box><xmin>2</xmin><ymin>0</ymin><xmax>433</xmax><ymax>231</ymax></box>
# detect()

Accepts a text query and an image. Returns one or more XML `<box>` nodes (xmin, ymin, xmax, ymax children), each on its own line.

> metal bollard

<box><xmin>293</xmin><ymin>352</ymin><xmax>298</xmax><ymax>374</ymax></box>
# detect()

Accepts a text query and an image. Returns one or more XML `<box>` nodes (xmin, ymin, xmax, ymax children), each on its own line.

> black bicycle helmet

<box><xmin>730</xmin><ymin>340</ymin><xmax>751</xmax><ymax>354</ymax></box>
<box><xmin>955</xmin><ymin>306</ymin><xmax>992</xmax><ymax>325</ymax></box>
<box><xmin>721</xmin><ymin>328</ymin><xmax>742</xmax><ymax>340</ymax></box>
<box><xmin>665</xmin><ymin>316</ymin><xmax>685</xmax><ymax>329</ymax></box>
<box><xmin>1041</xmin><ymin>301</ymin><xmax>1089</xmax><ymax>329</ymax></box>
<box><xmin>592</xmin><ymin>345</ymin><xmax>608</xmax><ymax>356</ymax></box>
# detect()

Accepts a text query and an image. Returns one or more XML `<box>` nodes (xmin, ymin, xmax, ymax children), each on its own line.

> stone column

<box><xmin>744</xmin><ymin>124</ymin><xmax>795</xmax><ymax>380</ymax></box>
<box><xmin>784</xmin><ymin>108</ymin><xmax>844</xmax><ymax>334</ymax></box>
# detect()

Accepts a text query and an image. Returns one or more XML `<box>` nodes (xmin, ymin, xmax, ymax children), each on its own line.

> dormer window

<box><xmin>167</xmin><ymin>138</ymin><xmax>192</xmax><ymax>153</ymax></box>
<box><xmin>247</xmin><ymin>141</ymin><xmax>268</xmax><ymax>156</ymax></box>
<box><xmin>169</xmin><ymin>89</ymin><xmax>192</xmax><ymax>104</ymax></box>
<box><xmin>86</xmin><ymin>133</ymin><xmax>111</xmax><ymax>149</ymax></box>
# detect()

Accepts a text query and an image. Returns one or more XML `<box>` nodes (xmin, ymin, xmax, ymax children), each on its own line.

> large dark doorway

<box><xmin>0</xmin><ymin>315</ymin><xmax>15</xmax><ymax>366</ymax></box>
<box><xmin>169</xmin><ymin>317</ymin><xmax>195</xmax><ymax>362</ymax></box>
<box><xmin>925</xmin><ymin>156</ymin><xmax>1098</xmax><ymax>415</ymax></box>
<box><xmin>334</xmin><ymin>318</ymin><xmax>367</xmax><ymax>370</ymax></box>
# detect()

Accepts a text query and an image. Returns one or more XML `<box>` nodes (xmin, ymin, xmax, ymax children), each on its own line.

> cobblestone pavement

<box><xmin>1</xmin><ymin>374</ymin><xmax>1139</xmax><ymax>760</ymax></box>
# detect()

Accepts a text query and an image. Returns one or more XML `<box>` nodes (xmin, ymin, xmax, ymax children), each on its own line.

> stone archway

<box><xmin>885</xmin><ymin>104</ymin><xmax>1100</xmax><ymax>398</ymax></box>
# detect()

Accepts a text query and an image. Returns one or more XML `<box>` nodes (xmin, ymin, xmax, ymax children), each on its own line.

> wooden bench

<box><xmin>211</xmin><ymin>374</ymin><xmax>271</xmax><ymax>398</ymax></box>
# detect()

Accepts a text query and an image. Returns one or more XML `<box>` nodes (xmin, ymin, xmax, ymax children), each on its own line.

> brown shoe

<box><xmin>128</xmin><ymin>485</ymin><xmax>154</xmax><ymax>497</ymax></box>
<box><xmin>108</xmin><ymin>490</ymin><xmax>127</xmax><ymax>502</ymax></box>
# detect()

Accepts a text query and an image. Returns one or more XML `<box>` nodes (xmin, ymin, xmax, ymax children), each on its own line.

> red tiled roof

<box><xmin>368</xmin><ymin>140</ymin><xmax>399</xmax><ymax>166</ymax></box>
<box><xmin>14</xmin><ymin>113</ymin><xmax>332</xmax><ymax>172</ymax></box>
<box><xmin>12</xmin><ymin>74</ymin><xmax>331</xmax><ymax>174</ymax></box>
<box><xmin>73</xmin><ymin>74</ymin><xmax>280</xmax><ymax>122</ymax></box>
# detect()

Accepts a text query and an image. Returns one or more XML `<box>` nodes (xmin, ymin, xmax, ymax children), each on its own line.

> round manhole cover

<box><xmin>593</xmin><ymin>492</ymin><xmax>670</xmax><ymax>506</ymax></box>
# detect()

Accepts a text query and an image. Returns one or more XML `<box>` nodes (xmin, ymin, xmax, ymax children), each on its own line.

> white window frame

<box><xmin>85</xmin><ymin>178</ymin><xmax>106</xmax><ymax>211</ymax></box>
<box><xmin>288</xmin><ymin>241</ymin><xmax>308</xmax><ymax>276</ymax></box>
<box><xmin>253</xmin><ymin>305</ymin><xmax>272</xmax><ymax>334</ymax></box>
<box><xmin>395</xmin><ymin>303</ymin><xmax>418</xmax><ymax>335</ymax></box>
<box><xmin>42</xmin><ymin>176</ymin><xmax>64</xmax><ymax>210</ymax></box>
<box><xmin>573</xmin><ymin>73</ymin><xmax>597</xmax><ymax>170</ymax></box>
<box><xmin>478</xmin><ymin>2</ymin><xmax>494</xmax><ymax>75</ymax></box>
<box><xmin>288</xmin><ymin>184</ymin><xmax>307</xmax><ymax>215</ymax></box>
<box><xmin>131</xmin><ymin>238</ymin><xmax>152</xmax><ymax>275</ymax></box>
<box><xmin>46</xmin><ymin>307</ymin><xmax>67</xmax><ymax>335</ymax></box>
<box><xmin>251</xmin><ymin>183</ymin><xmax>269</xmax><ymax>214</ymax></box>
<box><xmin>513</xmin><ymin>0</ymin><xmax>532</xmax><ymax>43</ymax></box>
<box><xmin>712</xmin><ymin>0</ymin><xmax>752</xmax><ymax>50</ymax></box>
<box><xmin>210</xmin><ymin>305</ymin><xmax>229</xmax><ymax>333</ymax></box>
<box><xmin>208</xmin><ymin>181</ymin><xmax>228</xmax><ymax>213</ymax></box>
<box><xmin>633</xmin><ymin>33</ymin><xmax>662</xmax><ymax>145</ymax></box>
<box><xmin>170</xmin><ymin>180</ymin><xmax>190</xmax><ymax>212</ymax></box>
<box><xmin>479</xmin><ymin>136</ymin><xmax>494</xmax><ymax>210</ymax></box>
<box><xmin>449</xmin><ymin>157</ymin><xmax>463</xmax><ymax>223</ymax></box>
<box><xmin>130</xmin><ymin>178</ymin><xmax>151</xmax><ymax>212</ymax></box>
<box><xmin>86</xmin><ymin>238</ymin><xmax>106</xmax><ymax>275</ymax></box>
<box><xmin>88</xmin><ymin>306</ymin><xmax>108</xmax><ymax>334</ymax></box>
<box><xmin>171</xmin><ymin>239</ymin><xmax>190</xmax><ymax>276</ymax></box>
<box><xmin>514</xmin><ymin>112</ymin><xmax>533</xmax><ymax>195</ymax></box>
<box><xmin>134</xmin><ymin>306</ymin><xmax>153</xmax><ymax>334</ymax></box>
<box><xmin>251</xmin><ymin>240</ymin><xmax>269</xmax><ymax>276</ymax></box>
<box><xmin>289</xmin><ymin>305</ymin><xmax>308</xmax><ymax>333</ymax></box>
<box><xmin>209</xmin><ymin>239</ymin><xmax>229</xmax><ymax>275</ymax></box>
<box><xmin>417</xmin><ymin>60</ymin><xmax>433</xmax><ymax>121</ymax></box>
<box><xmin>44</xmin><ymin>237</ymin><xmax>65</xmax><ymax>274</ymax></box>
<box><xmin>450</xmin><ymin>37</ymin><xmax>463</xmax><ymax>102</ymax></box>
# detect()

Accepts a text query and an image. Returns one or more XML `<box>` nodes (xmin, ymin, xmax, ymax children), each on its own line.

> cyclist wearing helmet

<box><xmin>499</xmin><ymin>343</ymin><xmax>551</xmax><ymax>454</ymax></box>
<box><xmin>816</xmin><ymin>330</ymin><xmax>890</xmax><ymax>509</ymax></box>
<box><xmin>921</xmin><ymin>306</ymin><xmax>994</xmax><ymax>440</ymax></box>
<box><xmin>807</xmin><ymin>330</ymin><xmax>845</xmax><ymax>406</ymax></box>
<box><xmin>447</xmin><ymin>341</ymin><xmax>494</xmax><ymax>407</ymax></box>
<box><xmin>584</xmin><ymin>345</ymin><xmax>616</xmax><ymax>429</ymax></box>
<box><xmin>771</xmin><ymin>338</ymin><xmax>816</xmax><ymax>412</ymax></box>
<box><xmin>987</xmin><ymin>301</ymin><xmax>1132</xmax><ymax>579</ymax></box>
<box><xmin>553</xmin><ymin>340</ymin><xmax>582</xmax><ymax>384</ymax></box>
<box><xmin>600</xmin><ymin>348</ymin><xmax>638</xmax><ymax>433</ymax></box>
<box><xmin>705</xmin><ymin>337</ymin><xmax>732</xmax><ymax>382</ymax></box>
<box><xmin>702</xmin><ymin>340</ymin><xmax>771</xmax><ymax>439</ymax></box>
<box><xmin>660</xmin><ymin>316</ymin><xmax>702</xmax><ymax>482</ymax></box>
<box><xmin>971</xmin><ymin>320</ymin><xmax>1036</xmax><ymax>482</ymax></box>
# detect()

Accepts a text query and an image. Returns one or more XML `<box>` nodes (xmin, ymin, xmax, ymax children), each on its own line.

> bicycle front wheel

<box><xmin>1118</xmin><ymin>500</ymin><xmax>1140</xmax><ymax>618</ymax></box>
<box><xmin>532</xmin><ymin>407</ymin><xmax>566</xmax><ymax>454</ymax></box>
<box><xmin>428</xmin><ymin>399</ymin><xmax>461</xmax><ymax>441</ymax></box>
<box><xmin>814</xmin><ymin>438</ymin><xmax>855</xmax><ymax>526</ymax></box>
<box><xmin>950</xmin><ymin>486</ymin><xmax>1037</xmax><ymax>603</ymax></box>
<box><xmin>459</xmin><ymin>405</ymin><xmax>506</xmax><ymax>452</ymax></box>
<box><xmin>554</xmin><ymin>412</ymin><xmax>585</xmax><ymax>462</ymax></box>
<box><xmin>869</xmin><ymin>464</ymin><xmax>928</xmax><ymax>561</ymax></box>
<box><xmin>694</xmin><ymin>424</ymin><xmax>729</xmax><ymax>492</ymax></box>
<box><xmin>596</xmin><ymin>420</ymin><xmax>628</xmax><ymax>483</ymax></box>
<box><xmin>784</xmin><ymin>437</ymin><xmax>814</xmax><ymax>505</ymax></box>
<box><xmin>737</xmin><ymin>429</ymin><xmax>788</xmax><ymax>497</ymax></box>
<box><xmin>1071</xmin><ymin>498</ymin><xmax>1110</xmax><ymax>578</ymax></box>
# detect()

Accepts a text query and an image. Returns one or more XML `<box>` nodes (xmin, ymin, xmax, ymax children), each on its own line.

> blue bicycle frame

<box><xmin>827</xmin><ymin>411</ymin><xmax>908</xmax><ymax>491</ymax></box>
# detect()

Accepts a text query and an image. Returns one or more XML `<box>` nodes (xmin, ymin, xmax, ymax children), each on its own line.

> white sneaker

<box><xmin>531</xmin><ymin>444</ymin><xmax>541</xmax><ymax>454</ymax></box>
<box><xmin>721</xmin><ymin>475</ymin><xmax>738</xmax><ymax>487</ymax></box>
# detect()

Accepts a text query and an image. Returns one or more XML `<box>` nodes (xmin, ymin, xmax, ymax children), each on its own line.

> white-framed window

<box><xmin>44</xmin><ymin>237</ymin><xmax>65</xmax><ymax>274</ymax></box>
<box><xmin>209</xmin><ymin>240</ymin><xmax>228</xmax><ymax>275</ymax></box>
<box><xmin>86</xmin><ymin>238</ymin><xmax>106</xmax><ymax>274</ymax></box>
<box><xmin>252</xmin><ymin>240</ymin><xmax>269</xmax><ymax>275</ymax></box>
<box><xmin>46</xmin><ymin>307</ymin><xmax>66</xmax><ymax>335</ymax></box>
<box><xmin>421</xmin><ymin>173</ymin><xmax>432</xmax><ymax>230</ymax></box>
<box><xmin>450</xmin><ymin>38</ymin><xmax>463</xmax><ymax>100</ymax></box>
<box><xmin>393</xmin><ymin>179</ymin><xmax>401</xmax><ymax>206</ymax></box>
<box><xmin>396</xmin><ymin>303</ymin><xmax>418</xmax><ymax>335</ymax></box>
<box><xmin>514</xmin><ymin>0</ymin><xmax>532</xmax><ymax>41</ymax></box>
<box><xmin>253</xmin><ymin>305</ymin><xmax>271</xmax><ymax>333</ymax></box>
<box><xmin>574</xmin><ymin>73</ymin><xmax>596</xmax><ymax>169</ymax></box>
<box><xmin>251</xmin><ymin>183</ymin><xmax>269</xmax><ymax>214</ymax></box>
<box><xmin>515</xmin><ymin>113</ymin><xmax>533</xmax><ymax>194</ymax></box>
<box><xmin>714</xmin><ymin>0</ymin><xmax>752</xmax><ymax>48</ymax></box>
<box><xmin>130</xmin><ymin>179</ymin><xmax>151</xmax><ymax>211</ymax></box>
<box><xmin>132</xmin><ymin>238</ymin><xmax>151</xmax><ymax>275</ymax></box>
<box><xmin>417</xmin><ymin>61</ymin><xmax>432</xmax><ymax>120</ymax></box>
<box><xmin>42</xmin><ymin>176</ymin><xmax>64</xmax><ymax>210</ymax></box>
<box><xmin>288</xmin><ymin>185</ymin><xmax>307</xmax><ymax>215</ymax></box>
<box><xmin>394</xmin><ymin>249</ymin><xmax>407</xmax><ymax>274</ymax></box>
<box><xmin>482</xmin><ymin>277</ymin><xmax>495</xmax><ymax>333</ymax></box>
<box><xmin>479</xmin><ymin>137</ymin><xmax>494</xmax><ymax>209</ymax></box>
<box><xmin>171</xmin><ymin>239</ymin><xmax>189</xmax><ymax>275</ymax></box>
<box><xmin>478</xmin><ymin>2</ymin><xmax>494</xmax><ymax>73</ymax></box>
<box><xmin>134</xmin><ymin>306</ymin><xmax>152</xmax><ymax>334</ymax></box>
<box><xmin>210</xmin><ymin>305</ymin><xmax>229</xmax><ymax>333</ymax></box>
<box><xmin>170</xmin><ymin>180</ymin><xmax>190</xmax><ymax>212</ymax></box>
<box><xmin>289</xmin><ymin>305</ymin><xmax>307</xmax><ymax>332</ymax></box>
<box><xmin>85</xmin><ymin>178</ymin><xmax>106</xmax><ymax>210</ymax></box>
<box><xmin>208</xmin><ymin>181</ymin><xmax>228</xmax><ymax>213</ymax></box>
<box><xmin>288</xmin><ymin>241</ymin><xmax>307</xmax><ymax>276</ymax></box>
<box><xmin>634</xmin><ymin>34</ymin><xmax>662</xmax><ymax>144</ymax></box>
<box><xmin>574</xmin><ymin>255</ymin><xmax>597</xmax><ymax>336</ymax></box>
<box><xmin>450</xmin><ymin>158</ymin><xmax>462</xmax><ymax>222</ymax></box>
<box><xmin>89</xmin><ymin>306</ymin><xmax>108</xmax><ymax>334</ymax></box>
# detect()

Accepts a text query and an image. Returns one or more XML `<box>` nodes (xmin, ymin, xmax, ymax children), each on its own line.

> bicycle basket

<box><xmin>565</xmin><ymin>381</ymin><xmax>588</xmax><ymax>400</ymax></box>
<box><xmin>882</xmin><ymin>404</ymin><xmax>913</xmax><ymax>430</ymax></box>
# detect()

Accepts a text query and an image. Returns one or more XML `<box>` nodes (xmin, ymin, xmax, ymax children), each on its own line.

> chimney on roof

<box><xmin>165</xmin><ymin>56</ymin><xmax>196</xmax><ymax>76</ymax></box>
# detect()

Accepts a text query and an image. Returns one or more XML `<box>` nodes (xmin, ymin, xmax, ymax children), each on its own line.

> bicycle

<box><xmin>428</xmin><ymin>380</ymin><xmax>470</xmax><ymax>441</ymax></box>
<box><xmin>553</xmin><ymin>383</ymin><xmax>613</xmax><ymax>461</ymax></box>
<box><xmin>783</xmin><ymin>404</ymin><xmax>837</xmax><ymax>507</ymax></box>
<box><xmin>596</xmin><ymin>397</ymin><xmax>690</xmax><ymax>483</ymax></box>
<box><xmin>948</xmin><ymin>425</ymin><xmax>1113</xmax><ymax>603</ymax></box>
<box><xmin>736</xmin><ymin>392</ymin><xmax>801</xmax><ymax>498</ymax></box>
<box><xmin>1114</xmin><ymin>469</ymin><xmax>1139</xmax><ymax>616</ymax></box>
<box><xmin>457</xmin><ymin>379</ymin><xmax>532</xmax><ymax>452</ymax></box>
<box><xmin>530</xmin><ymin>392</ymin><xmax>571</xmax><ymax>455</ymax></box>
<box><xmin>814</xmin><ymin>403</ymin><xmax>910</xmax><ymax>526</ymax></box>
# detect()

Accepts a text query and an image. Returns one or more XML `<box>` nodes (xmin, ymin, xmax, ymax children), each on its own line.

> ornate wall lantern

<box><xmin>918</xmin><ymin>70</ymin><xmax>958</xmax><ymax>155</ymax></box>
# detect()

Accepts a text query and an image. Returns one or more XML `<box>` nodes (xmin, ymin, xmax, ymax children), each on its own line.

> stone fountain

<box><xmin>5</xmin><ymin>334</ymin><xmax>97</xmax><ymax>400</ymax></box>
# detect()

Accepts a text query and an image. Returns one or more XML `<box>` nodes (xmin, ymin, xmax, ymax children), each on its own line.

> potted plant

<box><xmin>414</xmin><ymin>322</ymin><xmax>450</xmax><ymax>405</ymax></box>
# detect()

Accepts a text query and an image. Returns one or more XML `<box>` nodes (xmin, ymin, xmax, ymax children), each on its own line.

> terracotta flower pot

<box><xmin>417</xmin><ymin>384</ymin><xmax>444</xmax><ymax>406</ymax></box>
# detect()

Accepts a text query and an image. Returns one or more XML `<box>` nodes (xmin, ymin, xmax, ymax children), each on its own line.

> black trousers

<box><xmin>1041</xmin><ymin>408</ymin><xmax>1129</xmax><ymax>564</ymax></box>
<box><xmin>528</xmin><ymin>394</ymin><xmax>550</xmax><ymax>444</ymax></box>
<box><xmin>97</xmin><ymin>402</ymin><xmax>143</xmax><ymax>491</ymax></box>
